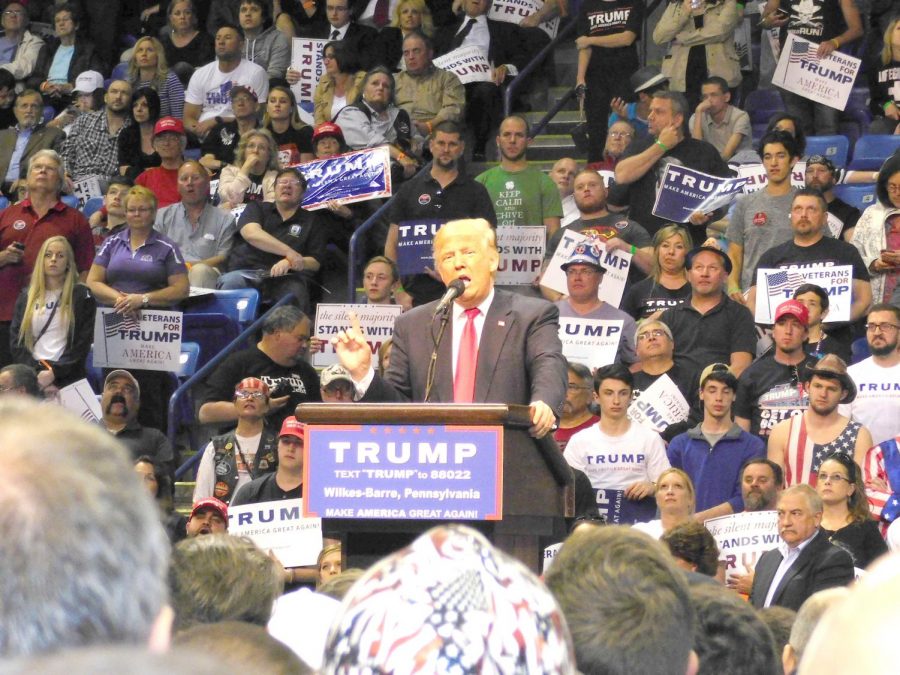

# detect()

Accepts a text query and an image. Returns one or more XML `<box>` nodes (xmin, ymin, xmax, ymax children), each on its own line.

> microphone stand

<box><xmin>424</xmin><ymin>303</ymin><xmax>452</xmax><ymax>402</ymax></box>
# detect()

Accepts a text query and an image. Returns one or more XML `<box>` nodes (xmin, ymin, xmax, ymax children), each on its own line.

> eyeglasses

<box><xmin>235</xmin><ymin>391</ymin><xmax>266</xmax><ymax>400</ymax></box>
<box><xmin>865</xmin><ymin>322</ymin><xmax>900</xmax><ymax>333</ymax></box>
<box><xmin>817</xmin><ymin>473</ymin><xmax>849</xmax><ymax>484</ymax></box>
<box><xmin>887</xmin><ymin>184</ymin><xmax>900</xmax><ymax>195</ymax></box>
<box><xmin>608</xmin><ymin>131</ymin><xmax>633</xmax><ymax>139</ymax></box>
<box><xmin>636</xmin><ymin>329</ymin><xmax>668</xmax><ymax>341</ymax></box>
<box><xmin>3</xmin><ymin>10</ymin><xmax>25</xmax><ymax>16</ymax></box>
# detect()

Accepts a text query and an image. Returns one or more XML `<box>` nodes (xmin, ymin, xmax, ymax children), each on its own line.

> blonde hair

<box><xmin>262</xmin><ymin>85</ymin><xmax>306</xmax><ymax>131</ymax></box>
<box><xmin>883</xmin><ymin>17</ymin><xmax>900</xmax><ymax>65</ymax></box>
<box><xmin>124</xmin><ymin>185</ymin><xmax>158</xmax><ymax>212</ymax></box>
<box><xmin>391</xmin><ymin>0</ymin><xmax>434</xmax><ymax>36</ymax></box>
<box><xmin>655</xmin><ymin>467</ymin><xmax>696</xmax><ymax>514</ymax></box>
<box><xmin>128</xmin><ymin>36</ymin><xmax>171</xmax><ymax>91</ymax></box>
<box><xmin>234</xmin><ymin>129</ymin><xmax>281</xmax><ymax>172</ymax></box>
<box><xmin>17</xmin><ymin>236</ymin><xmax>78</xmax><ymax>352</ymax></box>
<box><xmin>650</xmin><ymin>224</ymin><xmax>691</xmax><ymax>282</ymax></box>
<box><xmin>316</xmin><ymin>543</ymin><xmax>342</xmax><ymax>589</ymax></box>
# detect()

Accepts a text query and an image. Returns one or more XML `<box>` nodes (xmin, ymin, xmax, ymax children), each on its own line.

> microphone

<box><xmin>433</xmin><ymin>278</ymin><xmax>467</xmax><ymax>316</ymax></box>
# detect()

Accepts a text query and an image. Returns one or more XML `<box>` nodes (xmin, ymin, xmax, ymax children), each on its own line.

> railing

<box><xmin>171</xmin><ymin>293</ymin><xmax>295</xmax><ymax>479</ymax></box>
<box><xmin>503</xmin><ymin>19</ymin><xmax>577</xmax><ymax>119</ymax></box>
<box><xmin>346</xmin><ymin>161</ymin><xmax>433</xmax><ymax>301</ymax></box>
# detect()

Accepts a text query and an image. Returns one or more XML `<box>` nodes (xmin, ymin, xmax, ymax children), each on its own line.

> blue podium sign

<box><xmin>304</xmin><ymin>424</ymin><xmax>504</xmax><ymax>520</ymax></box>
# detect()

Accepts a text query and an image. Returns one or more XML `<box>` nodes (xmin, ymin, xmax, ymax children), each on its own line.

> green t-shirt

<box><xmin>475</xmin><ymin>166</ymin><xmax>563</xmax><ymax>228</ymax></box>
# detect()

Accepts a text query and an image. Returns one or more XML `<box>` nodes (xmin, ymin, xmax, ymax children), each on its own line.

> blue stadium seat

<box><xmin>110</xmin><ymin>62</ymin><xmax>128</xmax><ymax>81</ymax></box>
<box><xmin>182</xmin><ymin>312</ymin><xmax>241</xmax><ymax>368</ymax></box>
<box><xmin>82</xmin><ymin>197</ymin><xmax>104</xmax><ymax>218</ymax></box>
<box><xmin>851</xmin><ymin>337</ymin><xmax>870</xmax><ymax>365</ymax></box>
<box><xmin>183</xmin><ymin>289</ymin><xmax>260</xmax><ymax>329</ymax></box>
<box><xmin>61</xmin><ymin>194</ymin><xmax>79</xmax><ymax>209</ymax></box>
<box><xmin>184</xmin><ymin>148</ymin><xmax>201</xmax><ymax>160</ymax></box>
<box><xmin>85</xmin><ymin>345</ymin><xmax>103</xmax><ymax>393</ymax></box>
<box><xmin>849</xmin><ymin>135</ymin><xmax>900</xmax><ymax>171</ymax></box>
<box><xmin>745</xmin><ymin>89</ymin><xmax>785</xmax><ymax>125</ymax></box>
<box><xmin>177</xmin><ymin>341</ymin><xmax>201</xmax><ymax>380</ymax></box>
<box><xmin>0</xmin><ymin>196</ymin><xmax>8</xmax><ymax>211</ymax></box>
<box><xmin>832</xmin><ymin>184</ymin><xmax>877</xmax><ymax>212</ymax></box>
<box><xmin>43</xmin><ymin>105</ymin><xmax>54</xmax><ymax>123</ymax></box>
<box><xmin>804</xmin><ymin>136</ymin><xmax>849</xmax><ymax>167</ymax></box>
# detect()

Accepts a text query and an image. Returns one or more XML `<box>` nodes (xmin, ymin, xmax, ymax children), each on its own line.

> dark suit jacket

<box><xmin>749</xmin><ymin>529</ymin><xmax>855</xmax><ymax>611</ymax></box>
<box><xmin>302</xmin><ymin>22</ymin><xmax>378</xmax><ymax>68</ymax></box>
<box><xmin>0</xmin><ymin>124</ymin><xmax>66</xmax><ymax>182</ymax></box>
<box><xmin>364</xmin><ymin>288</ymin><xmax>567</xmax><ymax>415</ymax></box>
<box><xmin>434</xmin><ymin>15</ymin><xmax>531</xmax><ymax>71</ymax></box>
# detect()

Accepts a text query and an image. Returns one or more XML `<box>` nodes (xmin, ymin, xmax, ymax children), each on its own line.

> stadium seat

<box><xmin>0</xmin><ymin>196</ymin><xmax>8</xmax><ymax>210</ymax></box>
<box><xmin>804</xmin><ymin>136</ymin><xmax>849</xmax><ymax>167</ymax></box>
<box><xmin>848</xmin><ymin>135</ymin><xmax>900</xmax><ymax>171</ymax></box>
<box><xmin>43</xmin><ymin>105</ymin><xmax>54</xmax><ymax>124</ymax></box>
<box><xmin>851</xmin><ymin>337</ymin><xmax>871</xmax><ymax>365</ymax></box>
<box><xmin>61</xmin><ymin>194</ymin><xmax>79</xmax><ymax>209</ymax></box>
<box><xmin>745</xmin><ymin>89</ymin><xmax>785</xmax><ymax>125</ymax></box>
<box><xmin>110</xmin><ymin>62</ymin><xmax>128</xmax><ymax>81</ymax></box>
<box><xmin>82</xmin><ymin>197</ymin><xmax>104</xmax><ymax>218</ymax></box>
<box><xmin>183</xmin><ymin>289</ymin><xmax>260</xmax><ymax>329</ymax></box>
<box><xmin>182</xmin><ymin>312</ymin><xmax>241</xmax><ymax>368</ymax></box>
<box><xmin>832</xmin><ymin>184</ymin><xmax>877</xmax><ymax>212</ymax></box>
<box><xmin>184</xmin><ymin>148</ymin><xmax>202</xmax><ymax>160</ymax></box>
<box><xmin>177</xmin><ymin>341</ymin><xmax>201</xmax><ymax>381</ymax></box>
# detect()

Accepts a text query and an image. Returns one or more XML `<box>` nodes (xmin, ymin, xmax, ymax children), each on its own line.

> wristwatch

<box><xmin>142</xmin><ymin>294</ymin><xmax>150</xmax><ymax>308</ymax></box>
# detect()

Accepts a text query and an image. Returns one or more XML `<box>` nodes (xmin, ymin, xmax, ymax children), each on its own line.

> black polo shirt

<box><xmin>389</xmin><ymin>170</ymin><xmax>497</xmax><ymax>304</ymax></box>
<box><xmin>230</xmin><ymin>472</ymin><xmax>302</xmax><ymax>506</ymax></box>
<box><xmin>660</xmin><ymin>294</ymin><xmax>757</xmax><ymax>387</ymax></box>
<box><xmin>226</xmin><ymin>200</ymin><xmax>328</xmax><ymax>272</ymax></box>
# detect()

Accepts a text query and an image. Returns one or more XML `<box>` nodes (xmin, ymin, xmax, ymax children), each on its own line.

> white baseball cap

<box><xmin>74</xmin><ymin>70</ymin><xmax>104</xmax><ymax>94</ymax></box>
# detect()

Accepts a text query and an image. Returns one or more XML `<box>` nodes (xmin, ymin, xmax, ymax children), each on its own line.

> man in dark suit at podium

<box><xmin>333</xmin><ymin>218</ymin><xmax>567</xmax><ymax>438</ymax></box>
<box><xmin>750</xmin><ymin>485</ymin><xmax>854</xmax><ymax>611</ymax></box>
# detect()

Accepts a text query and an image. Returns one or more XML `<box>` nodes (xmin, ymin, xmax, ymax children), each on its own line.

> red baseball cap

<box><xmin>279</xmin><ymin>416</ymin><xmax>305</xmax><ymax>441</ymax></box>
<box><xmin>154</xmin><ymin>116</ymin><xmax>186</xmax><ymax>137</ymax></box>
<box><xmin>312</xmin><ymin>122</ymin><xmax>344</xmax><ymax>144</ymax></box>
<box><xmin>189</xmin><ymin>497</ymin><xmax>228</xmax><ymax>523</ymax></box>
<box><xmin>774</xmin><ymin>299</ymin><xmax>809</xmax><ymax>326</ymax></box>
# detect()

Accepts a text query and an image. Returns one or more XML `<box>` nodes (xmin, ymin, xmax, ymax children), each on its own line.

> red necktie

<box><xmin>373</xmin><ymin>0</ymin><xmax>389</xmax><ymax>28</ymax></box>
<box><xmin>453</xmin><ymin>307</ymin><xmax>479</xmax><ymax>403</ymax></box>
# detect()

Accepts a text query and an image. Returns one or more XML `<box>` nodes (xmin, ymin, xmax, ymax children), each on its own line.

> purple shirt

<box><xmin>94</xmin><ymin>228</ymin><xmax>187</xmax><ymax>295</ymax></box>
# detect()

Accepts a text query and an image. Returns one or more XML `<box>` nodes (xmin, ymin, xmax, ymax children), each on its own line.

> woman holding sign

<box><xmin>10</xmin><ymin>236</ymin><xmax>96</xmax><ymax>391</ymax></box>
<box><xmin>86</xmin><ymin>186</ymin><xmax>189</xmax><ymax>428</ymax></box>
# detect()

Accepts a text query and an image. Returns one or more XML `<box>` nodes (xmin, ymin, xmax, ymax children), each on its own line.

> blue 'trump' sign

<box><xmin>304</xmin><ymin>424</ymin><xmax>503</xmax><ymax>520</ymax></box>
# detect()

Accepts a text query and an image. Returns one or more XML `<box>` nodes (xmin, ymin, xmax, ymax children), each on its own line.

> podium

<box><xmin>297</xmin><ymin>402</ymin><xmax>573</xmax><ymax>572</ymax></box>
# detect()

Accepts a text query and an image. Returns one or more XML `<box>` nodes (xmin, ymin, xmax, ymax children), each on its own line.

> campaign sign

<box><xmin>734</xmin><ymin>161</ymin><xmax>806</xmax><ymax>194</ymax></box>
<box><xmin>433</xmin><ymin>46</ymin><xmax>493</xmax><ymax>85</ymax></box>
<box><xmin>595</xmin><ymin>488</ymin><xmax>656</xmax><ymax>525</ymax></box>
<box><xmin>558</xmin><ymin>317</ymin><xmax>623</xmax><ymax>370</ymax></box>
<box><xmin>92</xmin><ymin>308</ymin><xmax>182</xmax><ymax>372</ymax></box>
<box><xmin>496</xmin><ymin>226</ymin><xmax>545</xmax><ymax>285</ymax></box>
<box><xmin>542</xmin><ymin>541</ymin><xmax>562</xmax><ymax>574</ymax></box>
<box><xmin>754</xmin><ymin>265</ymin><xmax>852</xmax><ymax>324</ymax></box>
<box><xmin>72</xmin><ymin>175</ymin><xmax>103</xmax><ymax>209</ymax></box>
<box><xmin>652</xmin><ymin>165</ymin><xmax>748</xmax><ymax>223</ymax></box>
<box><xmin>227</xmin><ymin>499</ymin><xmax>323</xmax><ymax>568</ymax></box>
<box><xmin>312</xmin><ymin>303</ymin><xmax>402</xmax><ymax>367</ymax></box>
<box><xmin>57</xmin><ymin>378</ymin><xmax>103</xmax><ymax>423</ymax></box>
<box><xmin>772</xmin><ymin>34</ymin><xmax>860</xmax><ymax>111</ymax></box>
<box><xmin>395</xmin><ymin>219</ymin><xmax>444</xmax><ymax>276</ymax></box>
<box><xmin>627</xmin><ymin>374</ymin><xmax>690</xmax><ymax>434</ymax></box>
<box><xmin>488</xmin><ymin>0</ymin><xmax>559</xmax><ymax>39</ymax></box>
<box><xmin>541</xmin><ymin>229</ymin><xmax>632</xmax><ymax>307</ymax></box>
<box><xmin>298</xmin><ymin>147</ymin><xmax>392</xmax><ymax>209</ymax></box>
<box><xmin>304</xmin><ymin>424</ymin><xmax>503</xmax><ymax>520</ymax></box>
<box><xmin>290</xmin><ymin>38</ymin><xmax>328</xmax><ymax>104</ymax></box>
<box><xmin>705</xmin><ymin>510</ymin><xmax>779</xmax><ymax>584</ymax></box>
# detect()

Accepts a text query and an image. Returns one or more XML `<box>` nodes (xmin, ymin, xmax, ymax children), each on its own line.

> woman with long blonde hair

<box><xmin>10</xmin><ymin>236</ymin><xmax>96</xmax><ymax>390</ymax></box>
<box><xmin>129</xmin><ymin>35</ymin><xmax>185</xmax><ymax>119</ymax></box>
<box><xmin>621</xmin><ymin>224</ymin><xmax>692</xmax><ymax>320</ymax></box>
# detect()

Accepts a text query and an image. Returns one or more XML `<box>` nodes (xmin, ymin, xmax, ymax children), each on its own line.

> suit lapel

<box><xmin>474</xmin><ymin>291</ymin><xmax>512</xmax><ymax>402</ymax></box>
<box><xmin>754</xmin><ymin>552</ymin><xmax>782</xmax><ymax>605</ymax></box>
<box><xmin>770</xmin><ymin>531</ymin><xmax>824</xmax><ymax>604</ymax></box>
<box><xmin>434</xmin><ymin>313</ymin><xmax>454</xmax><ymax>402</ymax></box>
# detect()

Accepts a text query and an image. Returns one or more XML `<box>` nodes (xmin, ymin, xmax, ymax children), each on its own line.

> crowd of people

<box><xmin>0</xmin><ymin>0</ymin><xmax>898</xmax><ymax>671</ymax></box>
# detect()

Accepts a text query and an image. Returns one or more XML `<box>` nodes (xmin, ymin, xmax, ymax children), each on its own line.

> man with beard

<box><xmin>734</xmin><ymin>299</ymin><xmax>819</xmax><ymax>440</ymax></box>
<box><xmin>555</xmin><ymin>243</ymin><xmax>636</xmax><ymax>365</ymax></box>
<box><xmin>184</xmin><ymin>497</ymin><xmax>229</xmax><ymax>538</ymax></box>
<box><xmin>804</xmin><ymin>154</ymin><xmax>861</xmax><ymax>242</ymax></box>
<box><xmin>384</xmin><ymin>120</ymin><xmax>495</xmax><ymax>306</ymax></box>
<box><xmin>747</xmin><ymin>189</ymin><xmax>872</xmax><ymax>324</ymax></box>
<box><xmin>553</xmin><ymin>361</ymin><xmax>597</xmax><ymax>452</ymax></box>
<box><xmin>767</xmin><ymin>354</ymin><xmax>872</xmax><ymax>487</ymax></box>
<box><xmin>840</xmin><ymin>304</ymin><xmax>900</xmax><ymax>446</ymax></box>
<box><xmin>99</xmin><ymin>369</ymin><xmax>175</xmax><ymax>480</ymax></box>
<box><xmin>725</xmin><ymin>131</ymin><xmax>799</xmax><ymax>298</ymax></box>
<box><xmin>62</xmin><ymin>80</ymin><xmax>133</xmax><ymax>182</ymax></box>
<box><xmin>668</xmin><ymin>363</ymin><xmax>765</xmax><ymax>522</ymax></box>
<box><xmin>476</xmin><ymin>115</ymin><xmax>561</xmax><ymax>235</ymax></box>
<box><xmin>545</xmin><ymin>169</ymin><xmax>653</xmax><ymax>278</ymax></box>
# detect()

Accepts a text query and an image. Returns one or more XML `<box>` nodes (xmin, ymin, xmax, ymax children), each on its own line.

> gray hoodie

<box><xmin>243</xmin><ymin>24</ymin><xmax>290</xmax><ymax>81</ymax></box>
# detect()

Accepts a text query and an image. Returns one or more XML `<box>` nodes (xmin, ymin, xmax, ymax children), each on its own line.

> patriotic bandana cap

<box><xmin>322</xmin><ymin>524</ymin><xmax>576</xmax><ymax>674</ymax></box>
<box><xmin>235</xmin><ymin>377</ymin><xmax>269</xmax><ymax>396</ymax></box>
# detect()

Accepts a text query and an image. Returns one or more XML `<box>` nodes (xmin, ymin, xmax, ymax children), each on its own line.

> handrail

<box><xmin>171</xmin><ymin>293</ymin><xmax>295</xmax><ymax>479</ymax></box>
<box><xmin>503</xmin><ymin>19</ymin><xmax>577</xmax><ymax>118</ymax></box>
<box><xmin>529</xmin><ymin>87</ymin><xmax>579</xmax><ymax>140</ymax></box>
<box><xmin>346</xmin><ymin>161</ymin><xmax>433</xmax><ymax>301</ymax></box>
